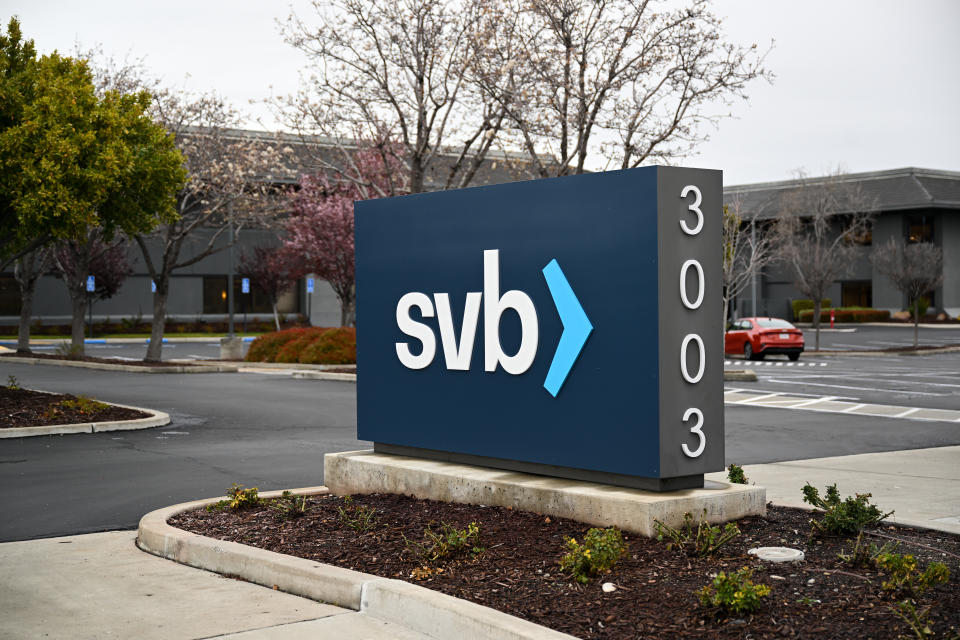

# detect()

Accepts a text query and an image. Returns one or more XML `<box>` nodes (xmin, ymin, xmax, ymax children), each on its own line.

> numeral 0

<box><xmin>679</xmin><ymin>259</ymin><xmax>704</xmax><ymax>310</ymax></box>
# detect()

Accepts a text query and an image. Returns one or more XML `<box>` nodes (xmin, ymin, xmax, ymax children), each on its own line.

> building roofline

<box><xmin>724</xmin><ymin>167</ymin><xmax>960</xmax><ymax>193</ymax></box>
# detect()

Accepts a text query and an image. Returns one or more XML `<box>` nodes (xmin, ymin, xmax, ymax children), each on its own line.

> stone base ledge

<box><xmin>324</xmin><ymin>450</ymin><xmax>766</xmax><ymax>537</ymax></box>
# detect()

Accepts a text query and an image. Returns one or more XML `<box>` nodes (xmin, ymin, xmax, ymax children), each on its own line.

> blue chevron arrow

<box><xmin>542</xmin><ymin>259</ymin><xmax>593</xmax><ymax>397</ymax></box>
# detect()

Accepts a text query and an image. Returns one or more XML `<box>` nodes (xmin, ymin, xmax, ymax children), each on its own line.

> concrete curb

<box><xmin>723</xmin><ymin>369</ymin><xmax>757</xmax><ymax>381</ymax></box>
<box><xmin>291</xmin><ymin>371</ymin><xmax>357</xmax><ymax>382</ymax></box>
<box><xmin>800</xmin><ymin>345</ymin><xmax>960</xmax><ymax>357</ymax></box>
<box><xmin>0</xmin><ymin>399</ymin><xmax>170</xmax><ymax>438</ymax></box>
<box><xmin>235</xmin><ymin>362</ymin><xmax>356</xmax><ymax>371</ymax></box>
<box><xmin>0</xmin><ymin>355</ymin><xmax>239</xmax><ymax>373</ymax></box>
<box><xmin>137</xmin><ymin>488</ymin><xmax>576</xmax><ymax>640</ymax></box>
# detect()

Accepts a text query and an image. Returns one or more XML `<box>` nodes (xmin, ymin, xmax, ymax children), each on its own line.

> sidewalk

<box><xmin>2</xmin><ymin>445</ymin><xmax>958</xmax><ymax>639</ymax></box>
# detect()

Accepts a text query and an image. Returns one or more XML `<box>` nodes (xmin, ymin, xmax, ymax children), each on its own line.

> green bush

<box><xmin>559</xmin><ymin>527</ymin><xmax>627</xmax><ymax>584</ymax></box>
<box><xmin>791</xmin><ymin>298</ymin><xmax>831</xmax><ymax>320</ymax></box>
<box><xmin>727</xmin><ymin>463</ymin><xmax>748</xmax><ymax>484</ymax></box>
<box><xmin>802</xmin><ymin>483</ymin><xmax>893</xmax><ymax>535</ymax></box>
<box><xmin>654</xmin><ymin>510</ymin><xmax>740</xmax><ymax>557</ymax></box>
<box><xmin>207</xmin><ymin>483</ymin><xmax>260</xmax><ymax>511</ymax></box>
<box><xmin>876</xmin><ymin>552</ymin><xmax>950</xmax><ymax>597</ymax></box>
<box><xmin>797</xmin><ymin>307</ymin><xmax>891</xmax><ymax>323</ymax></box>
<box><xmin>244</xmin><ymin>327</ymin><xmax>330</xmax><ymax>362</ymax></box>
<box><xmin>698</xmin><ymin>567</ymin><xmax>771</xmax><ymax>615</ymax></box>
<box><xmin>909</xmin><ymin>297</ymin><xmax>930</xmax><ymax>319</ymax></box>
<box><xmin>299</xmin><ymin>327</ymin><xmax>357</xmax><ymax>364</ymax></box>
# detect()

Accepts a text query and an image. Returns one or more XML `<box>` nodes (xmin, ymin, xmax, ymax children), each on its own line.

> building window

<box><xmin>907</xmin><ymin>216</ymin><xmax>934</xmax><ymax>243</ymax></box>
<box><xmin>0</xmin><ymin>276</ymin><xmax>19</xmax><ymax>316</ymax></box>
<box><xmin>202</xmin><ymin>276</ymin><xmax>299</xmax><ymax>315</ymax></box>
<box><xmin>841</xmin><ymin>281</ymin><xmax>872</xmax><ymax>308</ymax></box>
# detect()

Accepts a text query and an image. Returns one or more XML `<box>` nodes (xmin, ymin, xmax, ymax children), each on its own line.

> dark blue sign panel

<box><xmin>355</xmin><ymin>166</ymin><xmax>722</xmax><ymax>488</ymax></box>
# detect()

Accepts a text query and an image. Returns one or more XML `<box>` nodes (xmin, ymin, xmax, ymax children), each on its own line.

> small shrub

<box><xmin>6</xmin><ymin>375</ymin><xmax>20</xmax><ymax>390</ymax></box>
<box><xmin>59</xmin><ymin>395</ymin><xmax>109</xmax><ymax>414</ymax></box>
<box><xmin>891</xmin><ymin>599</ymin><xmax>936</xmax><ymax>639</ymax></box>
<box><xmin>654</xmin><ymin>510</ymin><xmax>740</xmax><ymax>557</ymax></box>
<box><xmin>727</xmin><ymin>463</ymin><xmax>748</xmax><ymax>484</ymax></box>
<box><xmin>802</xmin><ymin>483</ymin><xmax>893</xmax><ymax>535</ymax></box>
<box><xmin>337</xmin><ymin>495</ymin><xmax>378</xmax><ymax>532</ymax></box>
<box><xmin>298</xmin><ymin>327</ymin><xmax>356</xmax><ymax>364</ymax></box>
<box><xmin>559</xmin><ymin>527</ymin><xmax>627</xmax><ymax>584</ymax></box>
<box><xmin>406</xmin><ymin>521</ymin><xmax>484</xmax><ymax>563</ymax></box>
<box><xmin>837</xmin><ymin>531</ymin><xmax>899</xmax><ymax>568</ymax></box>
<box><xmin>274</xmin><ymin>333</ymin><xmax>322</xmax><ymax>363</ymax></box>
<box><xmin>876</xmin><ymin>553</ymin><xmax>950</xmax><ymax>597</ymax></box>
<box><xmin>54</xmin><ymin>342</ymin><xmax>84</xmax><ymax>359</ymax></box>
<box><xmin>207</xmin><ymin>483</ymin><xmax>261</xmax><ymax>511</ymax></box>
<box><xmin>698</xmin><ymin>567</ymin><xmax>771</xmax><ymax>615</ymax></box>
<box><xmin>267</xmin><ymin>490</ymin><xmax>308</xmax><ymax>518</ymax></box>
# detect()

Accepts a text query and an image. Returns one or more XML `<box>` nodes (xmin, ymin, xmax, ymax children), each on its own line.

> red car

<box><xmin>725</xmin><ymin>317</ymin><xmax>805</xmax><ymax>361</ymax></box>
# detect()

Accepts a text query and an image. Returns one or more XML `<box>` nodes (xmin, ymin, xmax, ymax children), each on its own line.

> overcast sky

<box><xmin>9</xmin><ymin>0</ymin><xmax>960</xmax><ymax>186</ymax></box>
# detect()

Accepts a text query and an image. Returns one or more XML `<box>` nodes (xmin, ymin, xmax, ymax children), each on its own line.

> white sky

<box><xmin>8</xmin><ymin>0</ymin><xmax>960</xmax><ymax>186</ymax></box>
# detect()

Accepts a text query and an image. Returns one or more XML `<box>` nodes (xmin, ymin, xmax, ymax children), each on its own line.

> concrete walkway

<box><xmin>0</xmin><ymin>530</ymin><xmax>429</xmax><ymax>640</ymax></box>
<box><xmin>706</xmin><ymin>444</ymin><xmax>960</xmax><ymax>535</ymax></box>
<box><xmin>3</xmin><ymin>446</ymin><xmax>958</xmax><ymax>639</ymax></box>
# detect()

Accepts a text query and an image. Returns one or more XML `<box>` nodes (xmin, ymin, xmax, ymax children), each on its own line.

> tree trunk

<box><xmin>812</xmin><ymin>299</ymin><xmax>822</xmax><ymax>351</ymax></box>
<box><xmin>70</xmin><ymin>292</ymin><xmax>86</xmax><ymax>357</ymax></box>
<box><xmin>913</xmin><ymin>298</ymin><xmax>920</xmax><ymax>349</ymax></box>
<box><xmin>145</xmin><ymin>287</ymin><xmax>169</xmax><ymax>362</ymax></box>
<box><xmin>272</xmin><ymin>300</ymin><xmax>280</xmax><ymax>331</ymax></box>
<box><xmin>17</xmin><ymin>288</ymin><xmax>34</xmax><ymax>354</ymax></box>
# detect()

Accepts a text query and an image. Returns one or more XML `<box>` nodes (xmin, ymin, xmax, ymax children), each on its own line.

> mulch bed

<box><xmin>0</xmin><ymin>386</ymin><xmax>148</xmax><ymax>428</ymax></box>
<box><xmin>1</xmin><ymin>352</ymin><xmax>188</xmax><ymax>367</ymax></box>
<box><xmin>170</xmin><ymin>492</ymin><xmax>960</xmax><ymax>639</ymax></box>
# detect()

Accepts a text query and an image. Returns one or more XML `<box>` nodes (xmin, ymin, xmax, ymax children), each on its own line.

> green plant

<box><xmin>267</xmin><ymin>490</ymin><xmax>308</xmax><ymax>518</ymax></box>
<box><xmin>6</xmin><ymin>374</ymin><xmax>20</xmax><ymax>389</ymax></box>
<box><xmin>802</xmin><ymin>483</ymin><xmax>893</xmax><ymax>535</ymax></box>
<box><xmin>909</xmin><ymin>296</ymin><xmax>931</xmax><ymax>319</ymax></box>
<box><xmin>59</xmin><ymin>395</ymin><xmax>108</xmax><ymax>414</ymax></box>
<box><xmin>559</xmin><ymin>527</ymin><xmax>626</xmax><ymax>584</ymax></box>
<box><xmin>337</xmin><ymin>495</ymin><xmax>379</xmax><ymax>532</ymax></box>
<box><xmin>798</xmin><ymin>307</ymin><xmax>891</xmax><ymax>323</ymax></box>
<box><xmin>891</xmin><ymin>599</ymin><xmax>936</xmax><ymax>639</ymax></box>
<box><xmin>837</xmin><ymin>531</ymin><xmax>899</xmax><ymax>568</ymax></box>
<box><xmin>727</xmin><ymin>463</ymin><xmax>748</xmax><ymax>484</ymax></box>
<box><xmin>876</xmin><ymin>553</ymin><xmax>949</xmax><ymax>597</ymax></box>
<box><xmin>408</xmin><ymin>521</ymin><xmax>484</xmax><ymax>563</ymax></box>
<box><xmin>654</xmin><ymin>510</ymin><xmax>740</xmax><ymax>557</ymax></box>
<box><xmin>205</xmin><ymin>484</ymin><xmax>261</xmax><ymax>511</ymax></box>
<box><xmin>698</xmin><ymin>567</ymin><xmax>771</xmax><ymax>615</ymax></box>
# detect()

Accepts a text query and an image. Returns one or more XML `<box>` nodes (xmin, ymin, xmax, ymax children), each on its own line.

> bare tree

<box><xmin>135</xmin><ymin>89</ymin><xmax>286</xmax><ymax>362</ymax></box>
<box><xmin>12</xmin><ymin>246</ymin><xmax>53</xmax><ymax>354</ymax></box>
<box><xmin>278</xmin><ymin>0</ymin><xmax>510</xmax><ymax>194</ymax></box>
<box><xmin>52</xmin><ymin>230</ymin><xmax>132</xmax><ymax>356</ymax></box>
<box><xmin>774</xmin><ymin>172</ymin><xmax>876</xmax><ymax>350</ymax></box>
<box><xmin>721</xmin><ymin>199</ymin><xmax>777</xmax><ymax>325</ymax></box>
<box><xmin>871</xmin><ymin>238</ymin><xmax>943</xmax><ymax>349</ymax></box>
<box><xmin>472</xmin><ymin>0</ymin><xmax>771</xmax><ymax>177</ymax></box>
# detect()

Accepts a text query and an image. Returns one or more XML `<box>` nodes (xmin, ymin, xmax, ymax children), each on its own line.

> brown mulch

<box><xmin>170</xmin><ymin>492</ymin><xmax>960</xmax><ymax>639</ymax></box>
<box><xmin>1</xmin><ymin>352</ymin><xmax>188</xmax><ymax>367</ymax></box>
<box><xmin>0</xmin><ymin>386</ymin><xmax>149</xmax><ymax>428</ymax></box>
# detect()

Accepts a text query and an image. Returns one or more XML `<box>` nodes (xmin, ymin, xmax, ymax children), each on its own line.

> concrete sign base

<box><xmin>324</xmin><ymin>450</ymin><xmax>765</xmax><ymax>538</ymax></box>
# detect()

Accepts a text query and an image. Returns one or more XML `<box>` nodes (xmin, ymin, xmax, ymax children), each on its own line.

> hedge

<box><xmin>244</xmin><ymin>326</ymin><xmax>356</xmax><ymax>364</ymax></box>
<box><xmin>245</xmin><ymin>327</ymin><xmax>331</xmax><ymax>362</ymax></box>
<box><xmin>797</xmin><ymin>308</ymin><xmax>890</xmax><ymax>323</ymax></box>
<box><xmin>791</xmin><ymin>299</ymin><xmax>831</xmax><ymax>320</ymax></box>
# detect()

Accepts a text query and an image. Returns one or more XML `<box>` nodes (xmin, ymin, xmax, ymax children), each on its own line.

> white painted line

<box><xmin>841</xmin><ymin>403</ymin><xmax>866</xmax><ymax>413</ymax></box>
<box><xmin>763</xmin><ymin>378</ymin><xmax>945</xmax><ymax>396</ymax></box>
<box><xmin>775</xmin><ymin>362</ymin><xmax>784</xmax><ymax>366</ymax></box>
<box><xmin>819</xmin><ymin>363</ymin><xmax>827</xmax><ymax>367</ymax></box>
<box><xmin>790</xmin><ymin>396</ymin><xmax>836</xmax><ymax>408</ymax></box>
<box><xmin>737</xmin><ymin>392</ymin><xmax>782</xmax><ymax>404</ymax></box>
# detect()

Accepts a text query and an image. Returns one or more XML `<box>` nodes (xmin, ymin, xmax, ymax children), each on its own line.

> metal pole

<box><xmin>750</xmin><ymin>218</ymin><xmax>757</xmax><ymax>317</ymax></box>
<box><xmin>228</xmin><ymin>208</ymin><xmax>235</xmax><ymax>337</ymax></box>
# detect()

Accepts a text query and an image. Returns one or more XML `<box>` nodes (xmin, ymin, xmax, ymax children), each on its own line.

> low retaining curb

<box><xmin>0</xmin><ymin>400</ymin><xmax>170</xmax><ymax>438</ymax></box>
<box><xmin>137</xmin><ymin>488</ymin><xmax>575</xmax><ymax>640</ymax></box>
<box><xmin>0</xmin><ymin>355</ymin><xmax>239</xmax><ymax>373</ymax></box>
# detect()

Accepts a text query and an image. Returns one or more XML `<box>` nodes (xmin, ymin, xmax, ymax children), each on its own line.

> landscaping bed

<box><xmin>0</xmin><ymin>385</ymin><xmax>148</xmax><ymax>428</ymax></box>
<box><xmin>170</xmin><ymin>491</ymin><xmax>960</xmax><ymax>639</ymax></box>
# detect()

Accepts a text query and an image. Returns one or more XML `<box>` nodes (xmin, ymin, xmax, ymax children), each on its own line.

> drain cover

<box><xmin>747</xmin><ymin>547</ymin><xmax>805</xmax><ymax>563</ymax></box>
